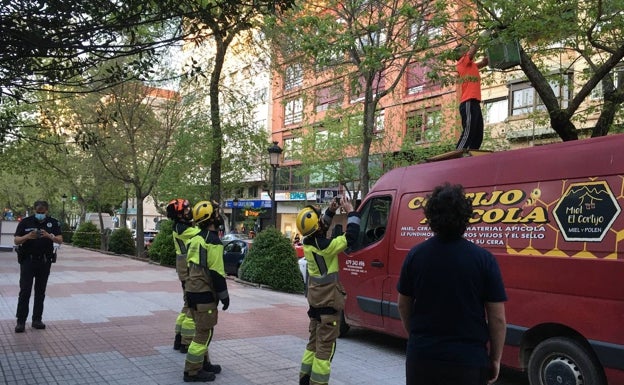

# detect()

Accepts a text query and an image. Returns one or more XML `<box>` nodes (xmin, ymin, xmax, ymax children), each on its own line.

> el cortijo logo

<box><xmin>553</xmin><ymin>181</ymin><xmax>621</xmax><ymax>242</ymax></box>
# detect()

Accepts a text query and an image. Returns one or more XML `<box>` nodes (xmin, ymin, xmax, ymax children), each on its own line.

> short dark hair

<box><xmin>424</xmin><ymin>183</ymin><xmax>472</xmax><ymax>239</ymax></box>
<box><xmin>452</xmin><ymin>44</ymin><xmax>467</xmax><ymax>61</ymax></box>
<box><xmin>34</xmin><ymin>200</ymin><xmax>49</xmax><ymax>210</ymax></box>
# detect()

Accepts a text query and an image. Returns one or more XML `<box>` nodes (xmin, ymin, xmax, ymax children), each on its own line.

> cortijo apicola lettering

<box><xmin>407</xmin><ymin>188</ymin><xmax>549</xmax><ymax>226</ymax></box>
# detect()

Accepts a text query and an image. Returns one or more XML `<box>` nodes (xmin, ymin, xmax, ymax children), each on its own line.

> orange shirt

<box><xmin>457</xmin><ymin>53</ymin><xmax>481</xmax><ymax>102</ymax></box>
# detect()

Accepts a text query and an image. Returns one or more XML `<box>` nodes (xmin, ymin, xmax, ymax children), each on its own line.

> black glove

<box><xmin>221</xmin><ymin>296</ymin><xmax>230</xmax><ymax>311</ymax></box>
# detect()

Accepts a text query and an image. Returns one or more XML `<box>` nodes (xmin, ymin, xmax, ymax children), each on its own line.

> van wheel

<box><xmin>528</xmin><ymin>337</ymin><xmax>605</xmax><ymax>385</ymax></box>
<box><xmin>338</xmin><ymin>311</ymin><xmax>350</xmax><ymax>338</ymax></box>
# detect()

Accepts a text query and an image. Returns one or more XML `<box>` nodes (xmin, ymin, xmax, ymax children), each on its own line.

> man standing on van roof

<box><xmin>397</xmin><ymin>183</ymin><xmax>507</xmax><ymax>385</ymax></box>
<box><xmin>454</xmin><ymin>32</ymin><xmax>489</xmax><ymax>150</ymax></box>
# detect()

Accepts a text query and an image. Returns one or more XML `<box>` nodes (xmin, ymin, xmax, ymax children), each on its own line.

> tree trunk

<box><xmin>518</xmin><ymin>48</ymin><xmax>578</xmax><ymax>141</ymax></box>
<box><xmin>209</xmin><ymin>40</ymin><xmax>226</xmax><ymax>204</ymax></box>
<box><xmin>136</xmin><ymin>192</ymin><xmax>145</xmax><ymax>256</ymax></box>
<box><xmin>549</xmin><ymin>109</ymin><xmax>578</xmax><ymax>141</ymax></box>
<box><xmin>592</xmin><ymin>77</ymin><xmax>624</xmax><ymax>137</ymax></box>
<box><xmin>360</xmin><ymin>90</ymin><xmax>377</xmax><ymax>199</ymax></box>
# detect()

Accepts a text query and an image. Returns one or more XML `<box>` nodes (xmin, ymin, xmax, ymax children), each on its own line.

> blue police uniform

<box><xmin>14</xmin><ymin>214</ymin><xmax>61</xmax><ymax>326</ymax></box>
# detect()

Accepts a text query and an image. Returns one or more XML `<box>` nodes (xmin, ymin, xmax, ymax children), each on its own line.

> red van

<box><xmin>340</xmin><ymin>134</ymin><xmax>624</xmax><ymax>385</ymax></box>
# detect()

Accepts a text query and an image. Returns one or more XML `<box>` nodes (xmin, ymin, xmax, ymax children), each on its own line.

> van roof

<box><xmin>372</xmin><ymin>134</ymin><xmax>624</xmax><ymax>192</ymax></box>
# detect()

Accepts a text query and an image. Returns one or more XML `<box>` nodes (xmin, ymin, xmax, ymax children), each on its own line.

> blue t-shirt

<box><xmin>397</xmin><ymin>235</ymin><xmax>507</xmax><ymax>368</ymax></box>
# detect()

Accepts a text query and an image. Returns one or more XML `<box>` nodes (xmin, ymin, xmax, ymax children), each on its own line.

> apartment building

<box><xmin>177</xmin><ymin>1</ymin><xmax>622</xmax><ymax>235</ymax></box>
<box><xmin>268</xmin><ymin>0</ymin><xmax>623</xmax><ymax>233</ymax></box>
<box><xmin>180</xmin><ymin>27</ymin><xmax>276</xmax><ymax>233</ymax></box>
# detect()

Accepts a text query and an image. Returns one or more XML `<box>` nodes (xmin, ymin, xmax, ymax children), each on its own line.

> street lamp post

<box><xmin>123</xmin><ymin>182</ymin><xmax>130</xmax><ymax>229</ymax></box>
<box><xmin>61</xmin><ymin>194</ymin><xmax>67</xmax><ymax>226</ymax></box>
<box><xmin>267</xmin><ymin>141</ymin><xmax>282</xmax><ymax>229</ymax></box>
<box><xmin>232</xmin><ymin>197</ymin><xmax>239</xmax><ymax>233</ymax></box>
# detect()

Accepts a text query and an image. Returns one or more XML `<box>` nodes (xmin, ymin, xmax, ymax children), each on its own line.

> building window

<box><xmin>253</xmin><ymin>87</ymin><xmax>267</xmax><ymax>104</ymax></box>
<box><xmin>277</xmin><ymin>165</ymin><xmax>306</xmax><ymax>191</ymax></box>
<box><xmin>591</xmin><ymin>66</ymin><xmax>624</xmax><ymax>99</ymax></box>
<box><xmin>406</xmin><ymin>62</ymin><xmax>440</xmax><ymax>95</ymax></box>
<box><xmin>483</xmin><ymin>98</ymin><xmax>508</xmax><ymax>124</ymax></box>
<box><xmin>284</xmin><ymin>64</ymin><xmax>303</xmax><ymax>91</ymax></box>
<box><xmin>374</xmin><ymin>110</ymin><xmax>385</xmax><ymax>136</ymax></box>
<box><xmin>315</xmin><ymin>49</ymin><xmax>343</xmax><ymax>73</ymax></box>
<box><xmin>509</xmin><ymin>73</ymin><xmax>572</xmax><ymax>116</ymax></box>
<box><xmin>347</xmin><ymin>111</ymin><xmax>384</xmax><ymax>137</ymax></box>
<box><xmin>406</xmin><ymin>108</ymin><xmax>441</xmax><ymax>143</ymax></box>
<box><xmin>409</xmin><ymin>17</ymin><xmax>442</xmax><ymax>45</ymax></box>
<box><xmin>314</xmin><ymin>130</ymin><xmax>329</xmax><ymax>151</ymax></box>
<box><xmin>252</xmin><ymin>118</ymin><xmax>266</xmax><ymax>133</ymax></box>
<box><xmin>309</xmin><ymin>159</ymin><xmax>343</xmax><ymax>188</ymax></box>
<box><xmin>247</xmin><ymin>186</ymin><xmax>258</xmax><ymax>198</ymax></box>
<box><xmin>284</xmin><ymin>97</ymin><xmax>303</xmax><ymax>125</ymax></box>
<box><xmin>283</xmin><ymin>136</ymin><xmax>302</xmax><ymax>162</ymax></box>
<box><xmin>358</xmin><ymin>29</ymin><xmax>387</xmax><ymax>53</ymax></box>
<box><xmin>315</xmin><ymin>84</ymin><xmax>344</xmax><ymax>112</ymax></box>
<box><xmin>350</xmin><ymin>72</ymin><xmax>386</xmax><ymax>103</ymax></box>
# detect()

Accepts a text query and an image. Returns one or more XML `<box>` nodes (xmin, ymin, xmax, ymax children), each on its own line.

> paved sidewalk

<box><xmin>0</xmin><ymin>245</ymin><xmax>406</xmax><ymax>385</ymax></box>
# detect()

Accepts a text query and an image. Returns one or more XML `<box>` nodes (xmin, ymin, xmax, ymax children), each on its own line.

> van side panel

<box><xmin>341</xmin><ymin>134</ymin><xmax>624</xmax><ymax>381</ymax></box>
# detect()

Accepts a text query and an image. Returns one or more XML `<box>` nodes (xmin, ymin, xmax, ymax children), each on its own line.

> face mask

<box><xmin>35</xmin><ymin>213</ymin><xmax>46</xmax><ymax>221</ymax></box>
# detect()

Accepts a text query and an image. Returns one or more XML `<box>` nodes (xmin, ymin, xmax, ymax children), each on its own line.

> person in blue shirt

<box><xmin>397</xmin><ymin>183</ymin><xmax>507</xmax><ymax>385</ymax></box>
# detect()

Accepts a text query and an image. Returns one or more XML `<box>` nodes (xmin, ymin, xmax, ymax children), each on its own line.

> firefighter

<box><xmin>297</xmin><ymin>197</ymin><xmax>360</xmax><ymax>385</ymax></box>
<box><xmin>183</xmin><ymin>200</ymin><xmax>229</xmax><ymax>382</ymax></box>
<box><xmin>166</xmin><ymin>198</ymin><xmax>200</xmax><ymax>354</ymax></box>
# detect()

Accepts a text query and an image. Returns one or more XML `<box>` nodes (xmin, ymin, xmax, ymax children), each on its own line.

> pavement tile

<box><xmin>0</xmin><ymin>245</ymin><xmax>406</xmax><ymax>385</ymax></box>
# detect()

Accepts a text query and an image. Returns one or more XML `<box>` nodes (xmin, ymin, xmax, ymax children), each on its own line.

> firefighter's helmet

<box><xmin>296</xmin><ymin>205</ymin><xmax>321</xmax><ymax>237</ymax></box>
<box><xmin>166</xmin><ymin>198</ymin><xmax>190</xmax><ymax>220</ymax></box>
<box><xmin>192</xmin><ymin>201</ymin><xmax>214</xmax><ymax>224</ymax></box>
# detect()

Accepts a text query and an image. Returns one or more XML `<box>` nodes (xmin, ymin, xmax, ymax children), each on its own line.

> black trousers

<box><xmin>16</xmin><ymin>258</ymin><xmax>52</xmax><ymax>322</ymax></box>
<box><xmin>406</xmin><ymin>360</ymin><xmax>490</xmax><ymax>385</ymax></box>
<box><xmin>456</xmin><ymin>99</ymin><xmax>484</xmax><ymax>150</ymax></box>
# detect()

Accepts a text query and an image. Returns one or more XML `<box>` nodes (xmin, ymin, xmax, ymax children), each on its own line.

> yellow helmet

<box><xmin>192</xmin><ymin>201</ymin><xmax>214</xmax><ymax>224</ymax></box>
<box><xmin>296</xmin><ymin>205</ymin><xmax>320</xmax><ymax>237</ymax></box>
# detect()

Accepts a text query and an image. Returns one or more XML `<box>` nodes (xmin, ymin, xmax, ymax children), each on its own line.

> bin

<box><xmin>487</xmin><ymin>39</ymin><xmax>521</xmax><ymax>70</ymax></box>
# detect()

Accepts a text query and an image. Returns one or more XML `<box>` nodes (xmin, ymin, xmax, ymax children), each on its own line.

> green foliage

<box><xmin>267</xmin><ymin>0</ymin><xmax>451</xmax><ymax>197</ymax></box>
<box><xmin>61</xmin><ymin>222</ymin><xmax>74</xmax><ymax>244</ymax></box>
<box><xmin>239</xmin><ymin>227</ymin><xmax>304</xmax><ymax>293</ymax></box>
<box><xmin>390</xmin><ymin>138</ymin><xmax>456</xmax><ymax>170</ymax></box>
<box><xmin>108</xmin><ymin>227</ymin><xmax>136</xmax><ymax>255</ymax></box>
<box><xmin>72</xmin><ymin>222</ymin><xmax>101</xmax><ymax>249</ymax></box>
<box><xmin>148</xmin><ymin>219</ymin><xmax>175</xmax><ymax>266</ymax></box>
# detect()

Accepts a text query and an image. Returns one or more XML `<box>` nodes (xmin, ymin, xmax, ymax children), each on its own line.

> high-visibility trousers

<box><xmin>300</xmin><ymin>313</ymin><xmax>340</xmax><ymax>385</ymax></box>
<box><xmin>184</xmin><ymin>303</ymin><xmax>218</xmax><ymax>375</ymax></box>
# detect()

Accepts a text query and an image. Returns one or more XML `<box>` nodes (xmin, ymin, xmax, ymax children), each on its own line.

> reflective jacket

<box><xmin>185</xmin><ymin>229</ymin><xmax>228</xmax><ymax>305</ymax></box>
<box><xmin>173</xmin><ymin>222</ymin><xmax>200</xmax><ymax>282</ymax></box>
<box><xmin>303</xmin><ymin>211</ymin><xmax>360</xmax><ymax>311</ymax></box>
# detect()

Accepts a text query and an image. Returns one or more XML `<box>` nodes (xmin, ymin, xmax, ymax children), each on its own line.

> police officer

<box><xmin>297</xmin><ymin>197</ymin><xmax>360</xmax><ymax>385</ymax></box>
<box><xmin>183</xmin><ymin>200</ymin><xmax>229</xmax><ymax>382</ymax></box>
<box><xmin>14</xmin><ymin>200</ymin><xmax>63</xmax><ymax>333</ymax></box>
<box><xmin>166</xmin><ymin>198</ymin><xmax>200</xmax><ymax>353</ymax></box>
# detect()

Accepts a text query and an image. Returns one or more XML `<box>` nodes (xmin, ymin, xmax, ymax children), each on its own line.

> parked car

<box><xmin>223</xmin><ymin>238</ymin><xmax>253</xmax><ymax>276</ymax></box>
<box><xmin>133</xmin><ymin>230</ymin><xmax>159</xmax><ymax>249</ymax></box>
<box><xmin>221</xmin><ymin>233</ymin><xmax>252</xmax><ymax>246</ymax></box>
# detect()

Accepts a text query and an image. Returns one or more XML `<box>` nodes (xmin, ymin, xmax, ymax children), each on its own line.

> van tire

<box><xmin>338</xmin><ymin>311</ymin><xmax>350</xmax><ymax>337</ymax></box>
<box><xmin>527</xmin><ymin>337</ymin><xmax>605</xmax><ymax>385</ymax></box>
